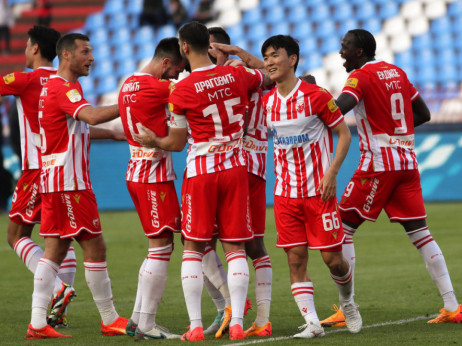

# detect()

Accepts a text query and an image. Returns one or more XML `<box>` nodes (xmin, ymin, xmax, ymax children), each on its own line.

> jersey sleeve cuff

<box><xmin>72</xmin><ymin>103</ymin><xmax>91</xmax><ymax>119</ymax></box>
<box><xmin>169</xmin><ymin>112</ymin><xmax>187</xmax><ymax>128</ymax></box>
<box><xmin>343</xmin><ymin>90</ymin><xmax>360</xmax><ymax>103</ymax></box>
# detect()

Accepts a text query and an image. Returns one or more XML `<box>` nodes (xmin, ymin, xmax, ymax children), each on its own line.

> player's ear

<box><xmin>32</xmin><ymin>43</ymin><xmax>39</xmax><ymax>55</ymax></box>
<box><xmin>289</xmin><ymin>54</ymin><xmax>297</xmax><ymax>68</ymax></box>
<box><xmin>162</xmin><ymin>57</ymin><xmax>171</xmax><ymax>67</ymax></box>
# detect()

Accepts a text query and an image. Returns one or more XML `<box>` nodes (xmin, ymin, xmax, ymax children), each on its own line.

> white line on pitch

<box><xmin>224</xmin><ymin>315</ymin><xmax>435</xmax><ymax>346</ymax></box>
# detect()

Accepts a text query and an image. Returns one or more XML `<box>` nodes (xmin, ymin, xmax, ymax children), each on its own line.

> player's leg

<box><xmin>244</xmin><ymin>174</ymin><xmax>272</xmax><ymax>337</ymax></box>
<box><xmin>386</xmin><ymin>170</ymin><xmax>461</xmax><ymax>323</ymax></box>
<box><xmin>127</xmin><ymin>257</ymin><xmax>146</xmax><ymax>335</ymax></box>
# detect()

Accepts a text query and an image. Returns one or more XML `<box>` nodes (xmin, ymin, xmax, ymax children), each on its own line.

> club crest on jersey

<box><xmin>327</xmin><ymin>99</ymin><xmax>339</xmax><ymax>112</ymax></box>
<box><xmin>345</xmin><ymin>78</ymin><xmax>358</xmax><ymax>88</ymax></box>
<box><xmin>66</xmin><ymin>89</ymin><xmax>82</xmax><ymax>103</ymax></box>
<box><xmin>3</xmin><ymin>73</ymin><xmax>15</xmax><ymax>84</ymax></box>
<box><xmin>296</xmin><ymin>99</ymin><xmax>305</xmax><ymax>113</ymax></box>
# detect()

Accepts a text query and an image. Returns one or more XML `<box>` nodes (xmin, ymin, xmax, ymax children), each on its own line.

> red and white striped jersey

<box><xmin>0</xmin><ymin>67</ymin><xmax>56</xmax><ymax>170</ymax></box>
<box><xmin>342</xmin><ymin>60</ymin><xmax>419</xmax><ymax>172</ymax></box>
<box><xmin>168</xmin><ymin>64</ymin><xmax>263</xmax><ymax>178</ymax></box>
<box><xmin>119</xmin><ymin>73</ymin><xmax>176</xmax><ymax>183</ymax></box>
<box><xmin>39</xmin><ymin>75</ymin><xmax>91</xmax><ymax>192</ymax></box>
<box><xmin>263</xmin><ymin>80</ymin><xmax>344</xmax><ymax>198</ymax></box>
<box><xmin>244</xmin><ymin>88</ymin><xmax>267</xmax><ymax>180</ymax></box>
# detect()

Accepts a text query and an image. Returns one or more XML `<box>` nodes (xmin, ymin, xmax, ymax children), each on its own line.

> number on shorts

<box><xmin>344</xmin><ymin>181</ymin><xmax>355</xmax><ymax>197</ymax></box>
<box><xmin>322</xmin><ymin>211</ymin><xmax>340</xmax><ymax>231</ymax></box>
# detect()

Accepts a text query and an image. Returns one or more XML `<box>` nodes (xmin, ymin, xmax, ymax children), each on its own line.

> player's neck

<box><xmin>32</xmin><ymin>57</ymin><xmax>54</xmax><ymax>70</ymax></box>
<box><xmin>188</xmin><ymin>52</ymin><xmax>213</xmax><ymax>71</ymax></box>
<box><xmin>276</xmin><ymin>74</ymin><xmax>299</xmax><ymax>98</ymax></box>
<box><xmin>56</xmin><ymin>67</ymin><xmax>78</xmax><ymax>83</ymax></box>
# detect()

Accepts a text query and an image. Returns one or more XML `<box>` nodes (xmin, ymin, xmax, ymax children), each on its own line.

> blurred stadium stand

<box><xmin>1</xmin><ymin>0</ymin><xmax>461</xmax><ymax>122</ymax></box>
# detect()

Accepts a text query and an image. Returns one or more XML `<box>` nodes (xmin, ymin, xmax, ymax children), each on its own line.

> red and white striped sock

<box><xmin>57</xmin><ymin>245</ymin><xmax>77</xmax><ymax>288</ymax></box>
<box><xmin>31</xmin><ymin>258</ymin><xmax>59</xmax><ymax>329</ymax></box>
<box><xmin>253</xmin><ymin>255</ymin><xmax>272</xmax><ymax>326</ymax></box>
<box><xmin>331</xmin><ymin>266</ymin><xmax>353</xmax><ymax>303</ymax></box>
<box><xmin>138</xmin><ymin>244</ymin><xmax>172</xmax><ymax>332</ymax></box>
<box><xmin>225</xmin><ymin>249</ymin><xmax>249</xmax><ymax>327</ymax></box>
<box><xmin>408</xmin><ymin>226</ymin><xmax>459</xmax><ymax>311</ymax></box>
<box><xmin>182</xmin><ymin>250</ymin><xmax>203</xmax><ymax>329</ymax></box>
<box><xmin>291</xmin><ymin>282</ymin><xmax>319</xmax><ymax>324</ymax></box>
<box><xmin>84</xmin><ymin>261</ymin><xmax>118</xmax><ymax>325</ymax></box>
<box><xmin>13</xmin><ymin>237</ymin><xmax>43</xmax><ymax>274</ymax></box>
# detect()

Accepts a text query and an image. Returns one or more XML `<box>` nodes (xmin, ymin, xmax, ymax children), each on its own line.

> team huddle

<box><xmin>2</xmin><ymin>21</ymin><xmax>461</xmax><ymax>341</ymax></box>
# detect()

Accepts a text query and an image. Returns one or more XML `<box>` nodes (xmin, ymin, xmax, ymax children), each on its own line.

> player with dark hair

<box><xmin>118</xmin><ymin>37</ymin><xmax>185</xmax><ymax>340</ymax></box>
<box><xmin>261</xmin><ymin>35</ymin><xmax>361</xmax><ymax>338</ymax></box>
<box><xmin>134</xmin><ymin>21</ymin><xmax>272</xmax><ymax>341</ymax></box>
<box><xmin>1</xmin><ymin>25</ymin><xmax>79</xmax><ymax>330</ymax></box>
<box><xmin>26</xmin><ymin>33</ymin><xmax>128</xmax><ymax>339</ymax></box>
<box><xmin>320</xmin><ymin>28</ymin><xmax>462</xmax><ymax>327</ymax></box>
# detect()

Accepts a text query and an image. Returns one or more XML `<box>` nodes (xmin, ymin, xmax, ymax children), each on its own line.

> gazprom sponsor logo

<box><xmin>271</xmin><ymin>127</ymin><xmax>310</xmax><ymax>145</ymax></box>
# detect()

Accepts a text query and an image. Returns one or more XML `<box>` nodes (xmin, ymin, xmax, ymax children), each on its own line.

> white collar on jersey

<box><xmin>37</xmin><ymin>66</ymin><xmax>57</xmax><ymax>71</ymax></box>
<box><xmin>133</xmin><ymin>72</ymin><xmax>152</xmax><ymax>76</ymax></box>
<box><xmin>276</xmin><ymin>78</ymin><xmax>301</xmax><ymax>101</ymax></box>
<box><xmin>360</xmin><ymin>59</ymin><xmax>383</xmax><ymax>68</ymax></box>
<box><xmin>191</xmin><ymin>64</ymin><xmax>216</xmax><ymax>73</ymax></box>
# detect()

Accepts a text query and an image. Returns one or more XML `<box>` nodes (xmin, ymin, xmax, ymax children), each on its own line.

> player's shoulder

<box><xmin>301</xmin><ymin>81</ymin><xmax>333</xmax><ymax>99</ymax></box>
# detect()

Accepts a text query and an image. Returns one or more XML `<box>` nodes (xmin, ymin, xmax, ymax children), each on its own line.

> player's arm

<box><xmin>133</xmin><ymin>112</ymin><xmax>188</xmax><ymax>152</ymax></box>
<box><xmin>89</xmin><ymin>126</ymin><xmax>126</xmax><ymax>141</ymax></box>
<box><xmin>335</xmin><ymin>92</ymin><xmax>357</xmax><ymax>115</ymax></box>
<box><xmin>412</xmin><ymin>95</ymin><xmax>431</xmax><ymax>127</ymax></box>
<box><xmin>211</xmin><ymin>42</ymin><xmax>272</xmax><ymax>87</ymax></box>
<box><xmin>77</xmin><ymin>104</ymin><xmax>119</xmax><ymax>125</ymax></box>
<box><xmin>317</xmin><ymin>120</ymin><xmax>351</xmax><ymax>201</ymax></box>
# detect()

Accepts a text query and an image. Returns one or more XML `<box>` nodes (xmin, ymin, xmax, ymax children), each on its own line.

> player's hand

<box><xmin>317</xmin><ymin>170</ymin><xmax>337</xmax><ymax>201</ymax></box>
<box><xmin>210</xmin><ymin>42</ymin><xmax>240</xmax><ymax>55</ymax></box>
<box><xmin>133</xmin><ymin>125</ymin><xmax>158</xmax><ymax>148</ymax></box>
<box><xmin>299</xmin><ymin>74</ymin><xmax>317</xmax><ymax>85</ymax></box>
<box><xmin>208</xmin><ymin>45</ymin><xmax>227</xmax><ymax>66</ymax></box>
<box><xmin>224</xmin><ymin>58</ymin><xmax>246</xmax><ymax>67</ymax></box>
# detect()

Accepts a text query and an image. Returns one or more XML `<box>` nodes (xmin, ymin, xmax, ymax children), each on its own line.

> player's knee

<box><xmin>7</xmin><ymin>221</ymin><xmax>32</xmax><ymax>248</ymax></box>
<box><xmin>245</xmin><ymin>238</ymin><xmax>267</xmax><ymax>259</ymax></box>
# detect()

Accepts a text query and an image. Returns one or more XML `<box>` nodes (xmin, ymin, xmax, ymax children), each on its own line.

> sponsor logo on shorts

<box><xmin>93</xmin><ymin>218</ymin><xmax>100</xmax><ymax>229</ymax></box>
<box><xmin>332</xmin><ymin>231</ymin><xmax>338</xmax><ymax>239</ymax></box>
<box><xmin>62</xmin><ymin>193</ymin><xmax>77</xmax><ymax>229</ymax></box>
<box><xmin>22</xmin><ymin>183</ymin><xmax>29</xmax><ymax>191</ymax></box>
<box><xmin>73</xmin><ymin>194</ymin><xmax>81</xmax><ymax>204</ymax></box>
<box><xmin>363</xmin><ymin>178</ymin><xmax>379</xmax><ymax>212</ymax></box>
<box><xmin>185</xmin><ymin>194</ymin><xmax>192</xmax><ymax>233</ymax></box>
<box><xmin>25</xmin><ymin>183</ymin><xmax>39</xmax><ymax>217</ymax></box>
<box><xmin>149</xmin><ymin>190</ymin><xmax>160</xmax><ymax>228</ymax></box>
<box><xmin>160</xmin><ymin>191</ymin><xmax>167</xmax><ymax>202</ymax></box>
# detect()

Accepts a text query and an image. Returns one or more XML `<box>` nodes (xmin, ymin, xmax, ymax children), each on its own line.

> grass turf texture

<box><xmin>1</xmin><ymin>202</ymin><xmax>461</xmax><ymax>345</ymax></box>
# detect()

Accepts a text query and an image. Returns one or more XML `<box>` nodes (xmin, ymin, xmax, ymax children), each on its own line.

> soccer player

<box><xmin>209</xmin><ymin>35</ymin><xmax>273</xmax><ymax>338</ymax></box>
<box><xmin>133</xmin><ymin>21</ymin><xmax>271</xmax><ymax>341</ymax></box>
<box><xmin>1</xmin><ymin>26</ymin><xmax>78</xmax><ymax>328</ymax></box>
<box><xmin>118</xmin><ymin>37</ymin><xmax>185</xmax><ymax>340</ymax></box>
<box><xmin>261</xmin><ymin>35</ymin><xmax>362</xmax><ymax>338</ymax></box>
<box><xmin>26</xmin><ymin>33</ymin><xmax>128</xmax><ymax>339</ymax></box>
<box><xmin>320</xmin><ymin>29</ymin><xmax>462</xmax><ymax>327</ymax></box>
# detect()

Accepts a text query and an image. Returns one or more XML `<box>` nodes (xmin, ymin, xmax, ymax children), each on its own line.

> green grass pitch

<box><xmin>1</xmin><ymin>202</ymin><xmax>461</xmax><ymax>345</ymax></box>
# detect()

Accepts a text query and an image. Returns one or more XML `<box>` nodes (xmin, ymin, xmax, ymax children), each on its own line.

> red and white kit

<box><xmin>169</xmin><ymin>64</ymin><xmax>263</xmax><ymax>241</ymax></box>
<box><xmin>1</xmin><ymin>67</ymin><xmax>56</xmax><ymax>224</ymax></box>
<box><xmin>119</xmin><ymin>73</ymin><xmax>176</xmax><ymax>183</ymax></box>
<box><xmin>263</xmin><ymin>80</ymin><xmax>345</xmax><ymax>249</ymax></box>
<box><xmin>119</xmin><ymin>73</ymin><xmax>180</xmax><ymax>236</ymax></box>
<box><xmin>264</xmin><ymin>80</ymin><xmax>343</xmax><ymax>198</ymax></box>
<box><xmin>342</xmin><ymin>60</ymin><xmax>419</xmax><ymax>173</ymax></box>
<box><xmin>340</xmin><ymin>60</ymin><xmax>426</xmax><ymax>222</ymax></box>
<box><xmin>38</xmin><ymin>75</ymin><xmax>102</xmax><ymax>238</ymax></box>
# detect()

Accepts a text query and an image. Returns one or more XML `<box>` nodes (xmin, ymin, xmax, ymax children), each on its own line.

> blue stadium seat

<box><xmin>108</xmin><ymin>12</ymin><xmax>128</xmax><ymax>30</ymax></box>
<box><xmin>134</xmin><ymin>26</ymin><xmax>156</xmax><ymax>46</ymax></box>
<box><xmin>85</xmin><ymin>12</ymin><xmax>105</xmax><ymax>31</ymax></box>
<box><xmin>433</xmin><ymin>32</ymin><xmax>453</xmax><ymax>50</ymax></box>
<box><xmin>314</xmin><ymin>21</ymin><xmax>336</xmax><ymax>39</ymax></box>
<box><xmin>242</xmin><ymin>8</ymin><xmax>262</xmax><ymax>25</ymax></box>
<box><xmin>415</xmin><ymin>48</ymin><xmax>435</xmax><ymax>68</ymax></box>
<box><xmin>127</xmin><ymin>0</ymin><xmax>143</xmax><ymax>15</ymax></box>
<box><xmin>116</xmin><ymin>59</ymin><xmax>137</xmax><ymax>78</ymax></box>
<box><xmin>361</xmin><ymin>17</ymin><xmax>381</xmax><ymax>34</ymax></box>
<box><xmin>304</xmin><ymin>52</ymin><xmax>323</xmax><ymax>70</ymax></box>
<box><xmin>437</xmin><ymin>65</ymin><xmax>458</xmax><ymax>84</ymax></box>
<box><xmin>269</xmin><ymin>22</ymin><xmax>291</xmax><ymax>36</ymax></box>
<box><xmin>284</xmin><ymin>0</ymin><xmax>304</xmax><ymax>7</ymax></box>
<box><xmin>338</xmin><ymin>18</ymin><xmax>358</xmax><ymax>35</ymax></box>
<box><xmin>250</xmin><ymin>38</ymin><xmax>267</xmax><ymax>58</ymax></box>
<box><xmin>355</xmin><ymin>2</ymin><xmax>375</xmax><ymax>21</ymax></box>
<box><xmin>136</xmin><ymin>41</ymin><xmax>156</xmax><ymax>61</ymax></box>
<box><xmin>320</xmin><ymin>35</ymin><xmax>340</xmax><ymax>54</ymax></box>
<box><xmin>394</xmin><ymin>50</ymin><xmax>414</xmax><ymax>70</ymax></box>
<box><xmin>448</xmin><ymin>0</ymin><xmax>462</xmax><ymax>17</ymax></box>
<box><xmin>92</xmin><ymin>44</ymin><xmax>111</xmax><ymax>62</ymax></box>
<box><xmin>378</xmin><ymin>2</ymin><xmax>398</xmax><ymax>19</ymax></box>
<box><xmin>299</xmin><ymin>36</ymin><xmax>318</xmax><ymax>56</ymax></box>
<box><xmin>402</xmin><ymin>66</ymin><xmax>415</xmax><ymax>84</ymax></box>
<box><xmin>431</xmin><ymin>17</ymin><xmax>452</xmax><ymax>34</ymax></box>
<box><xmin>226</xmin><ymin>25</ymin><xmax>244</xmax><ymax>43</ymax></box>
<box><xmin>260</xmin><ymin>0</ymin><xmax>280</xmax><ymax>10</ymax></box>
<box><xmin>113</xmin><ymin>42</ymin><xmax>135</xmax><ymax>63</ymax></box>
<box><xmin>95</xmin><ymin>75</ymin><xmax>118</xmax><ymax>95</ymax></box>
<box><xmin>89</xmin><ymin>28</ymin><xmax>109</xmax><ymax>46</ymax></box>
<box><xmin>293</xmin><ymin>21</ymin><xmax>313</xmax><ymax>37</ymax></box>
<box><xmin>234</xmin><ymin>39</ymin><xmax>250</xmax><ymax>53</ymax></box>
<box><xmin>104</xmin><ymin>0</ymin><xmax>124</xmax><ymax>15</ymax></box>
<box><xmin>437</xmin><ymin>49</ymin><xmax>456</xmax><ymax>66</ymax></box>
<box><xmin>78</xmin><ymin>76</ymin><xmax>95</xmax><ymax>95</ymax></box>
<box><xmin>413</xmin><ymin>33</ymin><xmax>432</xmax><ymax>50</ymax></box>
<box><xmin>413</xmin><ymin>66</ymin><xmax>436</xmax><ymax>84</ymax></box>
<box><xmin>246</xmin><ymin>23</ymin><xmax>268</xmax><ymax>44</ymax></box>
<box><xmin>110</xmin><ymin>27</ymin><xmax>131</xmax><ymax>45</ymax></box>
<box><xmin>92</xmin><ymin>60</ymin><xmax>114</xmax><ymax>79</ymax></box>
<box><xmin>332</xmin><ymin>3</ymin><xmax>353</xmax><ymax>21</ymax></box>
<box><xmin>287</xmin><ymin>4</ymin><xmax>308</xmax><ymax>24</ymax></box>
<box><xmin>157</xmin><ymin>24</ymin><xmax>177</xmax><ymax>40</ymax></box>
<box><xmin>265</xmin><ymin>5</ymin><xmax>286</xmax><ymax>23</ymax></box>
<box><xmin>309</xmin><ymin>3</ymin><xmax>329</xmax><ymax>23</ymax></box>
